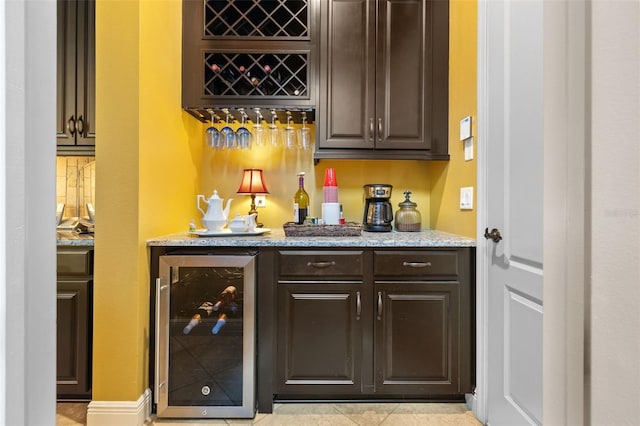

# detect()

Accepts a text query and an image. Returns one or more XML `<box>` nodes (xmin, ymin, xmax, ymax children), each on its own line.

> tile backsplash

<box><xmin>56</xmin><ymin>156</ymin><xmax>96</xmax><ymax>220</ymax></box>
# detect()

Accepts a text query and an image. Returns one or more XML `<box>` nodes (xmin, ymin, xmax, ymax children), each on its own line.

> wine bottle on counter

<box><xmin>293</xmin><ymin>172</ymin><xmax>309</xmax><ymax>224</ymax></box>
<box><xmin>213</xmin><ymin>286</ymin><xmax>237</xmax><ymax>312</ymax></box>
<box><xmin>183</xmin><ymin>301</ymin><xmax>215</xmax><ymax>334</ymax></box>
<box><xmin>211</xmin><ymin>313</ymin><xmax>227</xmax><ymax>335</ymax></box>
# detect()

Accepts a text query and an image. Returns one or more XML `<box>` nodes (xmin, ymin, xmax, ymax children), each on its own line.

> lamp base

<box><xmin>248</xmin><ymin>195</ymin><xmax>264</xmax><ymax>228</ymax></box>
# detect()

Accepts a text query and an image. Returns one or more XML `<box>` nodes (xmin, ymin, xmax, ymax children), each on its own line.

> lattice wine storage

<box><xmin>183</xmin><ymin>0</ymin><xmax>317</xmax><ymax>111</ymax></box>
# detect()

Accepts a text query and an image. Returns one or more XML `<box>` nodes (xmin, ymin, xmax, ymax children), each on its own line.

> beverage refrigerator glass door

<box><xmin>155</xmin><ymin>255</ymin><xmax>256</xmax><ymax>419</ymax></box>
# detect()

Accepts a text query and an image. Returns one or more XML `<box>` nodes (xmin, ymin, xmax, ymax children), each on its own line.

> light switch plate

<box><xmin>464</xmin><ymin>137</ymin><xmax>474</xmax><ymax>161</ymax></box>
<box><xmin>460</xmin><ymin>187</ymin><xmax>473</xmax><ymax>210</ymax></box>
<box><xmin>460</xmin><ymin>116</ymin><xmax>472</xmax><ymax>141</ymax></box>
<box><xmin>255</xmin><ymin>195</ymin><xmax>267</xmax><ymax>208</ymax></box>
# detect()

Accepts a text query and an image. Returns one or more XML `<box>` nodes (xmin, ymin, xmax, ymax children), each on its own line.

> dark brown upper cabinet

<box><xmin>182</xmin><ymin>0</ymin><xmax>319</xmax><ymax>122</ymax></box>
<box><xmin>316</xmin><ymin>0</ymin><xmax>449</xmax><ymax>161</ymax></box>
<box><xmin>57</xmin><ymin>0</ymin><xmax>96</xmax><ymax>156</ymax></box>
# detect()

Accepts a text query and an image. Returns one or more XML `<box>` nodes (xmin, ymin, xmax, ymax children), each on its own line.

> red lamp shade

<box><xmin>237</xmin><ymin>169</ymin><xmax>269</xmax><ymax>194</ymax></box>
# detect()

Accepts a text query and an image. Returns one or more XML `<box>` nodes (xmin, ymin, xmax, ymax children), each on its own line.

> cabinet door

<box><xmin>57</xmin><ymin>279</ymin><xmax>92</xmax><ymax>399</ymax></box>
<box><xmin>276</xmin><ymin>282</ymin><xmax>363</xmax><ymax>395</ymax></box>
<box><xmin>56</xmin><ymin>0</ymin><xmax>95</xmax><ymax>150</ymax></box>
<box><xmin>56</xmin><ymin>0</ymin><xmax>77</xmax><ymax>146</ymax></box>
<box><xmin>318</xmin><ymin>0</ymin><xmax>375</xmax><ymax>150</ymax></box>
<box><xmin>375</xmin><ymin>0</ymin><xmax>429</xmax><ymax>150</ymax></box>
<box><xmin>374</xmin><ymin>281</ymin><xmax>461</xmax><ymax>394</ymax></box>
<box><xmin>75</xmin><ymin>0</ymin><xmax>96</xmax><ymax>146</ymax></box>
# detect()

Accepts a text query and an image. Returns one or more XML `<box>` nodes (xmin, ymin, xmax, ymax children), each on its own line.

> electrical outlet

<box><xmin>460</xmin><ymin>187</ymin><xmax>473</xmax><ymax>210</ymax></box>
<box><xmin>255</xmin><ymin>195</ymin><xmax>267</xmax><ymax>208</ymax></box>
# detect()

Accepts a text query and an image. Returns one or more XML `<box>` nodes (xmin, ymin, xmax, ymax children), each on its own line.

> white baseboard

<box><xmin>87</xmin><ymin>388</ymin><xmax>152</xmax><ymax>426</ymax></box>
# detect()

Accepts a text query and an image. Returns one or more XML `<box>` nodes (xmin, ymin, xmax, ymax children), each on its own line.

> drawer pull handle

<box><xmin>307</xmin><ymin>261</ymin><xmax>336</xmax><ymax>269</ymax></box>
<box><xmin>377</xmin><ymin>291</ymin><xmax>383</xmax><ymax>320</ymax></box>
<box><xmin>402</xmin><ymin>261</ymin><xmax>432</xmax><ymax>268</ymax></box>
<box><xmin>356</xmin><ymin>291</ymin><xmax>361</xmax><ymax>320</ymax></box>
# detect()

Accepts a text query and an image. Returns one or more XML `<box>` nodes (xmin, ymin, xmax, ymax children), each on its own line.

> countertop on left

<box><xmin>57</xmin><ymin>231</ymin><xmax>94</xmax><ymax>246</ymax></box>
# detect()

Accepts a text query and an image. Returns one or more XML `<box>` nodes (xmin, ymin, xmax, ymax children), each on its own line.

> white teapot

<box><xmin>197</xmin><ymin>190</ymin><xmax>232</xmax><ymax>231</ymax></box>
<box><xmin>229</xmin><ymin>213</ymin><xmax>257</xmax><ymax>233</ymax></box>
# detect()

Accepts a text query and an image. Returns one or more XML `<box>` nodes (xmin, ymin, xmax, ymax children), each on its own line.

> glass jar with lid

<box><xmin>394</xmin><ymin>190</ymin><xmax>422</xmax><ymax>232</ymax></box>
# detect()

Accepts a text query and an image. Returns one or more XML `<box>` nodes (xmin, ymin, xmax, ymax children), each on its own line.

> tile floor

<box><xmin>57</xmin><ymin>402</ymin><xmax>482</xmax><ymax>426</ymax></box>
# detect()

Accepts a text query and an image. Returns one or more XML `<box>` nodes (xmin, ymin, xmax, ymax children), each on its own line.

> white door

<box><xmin>481</xmin><ymin>0</ymin><xmax>543</xmax><ymax>424</ymax></box>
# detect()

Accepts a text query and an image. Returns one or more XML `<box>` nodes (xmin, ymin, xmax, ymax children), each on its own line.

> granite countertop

<box><xmin>147</xmin><ymin>228</ymin><xmax>476</xmax><ymax>248</ymax></box>
<box><xmin>56</xmin><ymin>231</ymin><xmax>94</xmax><ymax>246</ymax></box>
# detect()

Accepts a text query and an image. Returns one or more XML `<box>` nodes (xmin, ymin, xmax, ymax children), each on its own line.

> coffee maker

<box><xmin>363</xmin><ymin>184</ymin><xmax>393</xmax><ymax>232</ymax></box>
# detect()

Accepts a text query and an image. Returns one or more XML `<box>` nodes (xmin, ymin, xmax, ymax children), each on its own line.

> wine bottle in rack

<box><xmin>183</xmin><ymin>301</ymin><xmax>215</xmax><ymax>334</ymax></box>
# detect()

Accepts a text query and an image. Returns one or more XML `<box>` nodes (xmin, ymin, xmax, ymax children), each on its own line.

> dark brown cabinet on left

<box><xmin>57</xmin><ymin>0</ymin><xmax>96</xmax><ymax>155</ymax></box>
<box><xmin>57</xmin><ymin>246</ymin><xmax>93</xmax><ymax>400</ymax></box>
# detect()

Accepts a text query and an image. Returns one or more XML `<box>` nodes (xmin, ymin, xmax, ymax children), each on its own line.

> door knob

<box><xmin>484</xmin><ymin>227</ymin><xmax>503</xmax><ymax>243</ymax></box>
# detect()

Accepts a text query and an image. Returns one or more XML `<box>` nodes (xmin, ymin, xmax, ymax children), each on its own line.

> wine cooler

<box><xmin>155</xmin><ymin>255</ymin><xmax>256</xmax><ymax>418</ymax></box>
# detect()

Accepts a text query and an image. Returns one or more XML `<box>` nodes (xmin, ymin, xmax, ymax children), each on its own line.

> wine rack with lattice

<box><xmin>204</xmin><ymin>0</ymin><xmax>309</xmax><ymax>39</ymax></box>
<box><xmin>204</xmin><ymin>52</ymin><xmax>309</xmax><ymax>98</ymax></box>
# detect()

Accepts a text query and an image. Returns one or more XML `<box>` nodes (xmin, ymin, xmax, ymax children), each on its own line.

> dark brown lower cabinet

<box><xmin>374</xmin><ymin>282</ymin><xmax>460</xmax><ymax>394</ymax></box>
<box><xmin>276</xmin><ymin>282</ymin><xmax>363</xmax><ymax>395</ymax></box>
<box><xmin>272</xmin><ymin>248</ymin><xmax>474</xmax><ymax>401</ymax></box>
<box><xmin>57</xmin><ymin>279</ymin><xmax>92</xmax><ymax>399</ymax></box>
<box><xmin>57</xmin><ymin>246</ymin><xmax>93</xmax><ymax>400</ymax></box>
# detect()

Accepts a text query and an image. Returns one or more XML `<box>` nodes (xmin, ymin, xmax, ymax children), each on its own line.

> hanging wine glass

<box><xmin>298</xmin><ymin>112</ymin><xmax>312</xmax><ymax>150</ymax></box>
<box><xmin>284</xmin><ymin>112</ymin><xmax>297</xmax><ymax>149</ymax></box>
<box><xmin>236</xmin><ymin>108</ymin><xmax>252</xmax><ymax>150</ymax></box>
<box><xmin>205</xmin><ymin>109</ymin><xmax>221</xmax><ymax>150</ymax></box>
<box><xmin>220</xmin><ymin>109</ymin><xmax>236</xmax><ymax>150</ymax></box>
<box><xmin>252</xmin><ymin>108</ymin><xmax>265</xmax><ymax>146</ymax></box>
<box><xmin>267</xmin><ymin>110</ymin><xmax>281</xmax><ymax>146</ymax></box>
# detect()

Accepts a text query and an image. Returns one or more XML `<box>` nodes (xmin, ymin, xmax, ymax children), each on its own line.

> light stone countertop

<box><xmin>56</xmin><ymin>231</ymin><xmax>94</xmax><ymax>247</ymax></box>
<box><xmin>146</xmin><ymin>228</ymin><xmax>476</xmax><ymax>248</ymax></box>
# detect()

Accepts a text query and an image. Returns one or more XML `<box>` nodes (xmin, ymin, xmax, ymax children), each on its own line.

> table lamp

<box><xmin>237</xmin><ymin>168</ymin><xmax>269</xmax><ymax>227</ymax></box>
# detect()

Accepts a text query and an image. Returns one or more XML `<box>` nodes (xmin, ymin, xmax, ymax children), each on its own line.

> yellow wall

<box><xmin>428</xmin><ymin>0</ymin><xmax>477</xmax><ymax>238</ymax></box>
<box><xmin>200</xmin><ymin>138</ymin><xmax>432</xmax><ymax>229</ymax></box>
<box><xmin>94</xmin><ymin>0</ymin><xmax>476</xmax><ymax>401</ymax></box>
<box><xmin>94</xmin><ymin>0</ymin><xmax>202</xmax><ymax>400</ymax></box>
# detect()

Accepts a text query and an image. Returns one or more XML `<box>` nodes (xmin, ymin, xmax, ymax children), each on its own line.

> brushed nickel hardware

<box><xmin>402</xmin><ymin>261</ymin><xmax>432</xmax><ymax>268</ymax></box>
<box><xmin>76</xmin><ymin>116</ymin><xmax>84</xmax><ymax>135</ymax></box>
<box><xmin>377</xmin><ymin>291</ymin><xmax>383</xmax><ymax>320</ymax></box>
<box><xmin>356</xmin><ymin>291</ymin><xmax>361</xmax><ymax>320</ymax></box>
<box><xmin>484</xmin><ymin>227</ymin><xmax>503</xmax><ymax>243</ymax></box>
<box><xmin>307</xmin><ymin>261</ymin><xmax>336</xmax><ymax>268</ymax></box>
<box><xmin>68</xmin><ymin>116</ymin><xmax>76</xmax><ymax>135</ymax></box>
<box><xmin>370</xmin><ymin>118</ymin><xmax>374</xmax><ymax>140</ymax></box>
<box><xmin>378</xmin><ymin>117</ymin><xmax>383</xmax><ymax>136</ymax></box>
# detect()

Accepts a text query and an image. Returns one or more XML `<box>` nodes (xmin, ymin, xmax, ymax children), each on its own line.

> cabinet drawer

<box><xmin>374</xmin><ymin>250</ymin><xmax>458</xmax><ymax>278</ymax></box>
<box><xmin>278</xmin><ymin>250</ymin><xmax>364</xmax><ymax>277</ymax></box>
<box><xmin>57</xmin><ymin>248</ymin><xmax>94</xmax><ymax>276</ymax></box>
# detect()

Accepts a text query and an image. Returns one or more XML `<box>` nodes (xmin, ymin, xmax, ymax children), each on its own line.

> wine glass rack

<box><xmin>204</xmin><ymin>0</ymin><xmax>310</xmax><ymax>39</ymax></box>
<box><xmin>187</xmin><ymin>107</ymin><xmax>314</xmax><ymax>125</ymax></box>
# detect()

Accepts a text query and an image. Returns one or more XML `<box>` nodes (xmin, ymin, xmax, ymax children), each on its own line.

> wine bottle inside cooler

<box><xmin>213</xmin><ymin>286</ymin><xmax>237</xmax><ymax>313</ymax></box>
<box><xmin>211</xmin><ymin>313</ymin><xmax>228</xmax><ymax>335</ymax></box>
<box><xmin>183</xmin><ymin>301</ymin><xmax>215</xmax><ymax>334</ymax></box>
